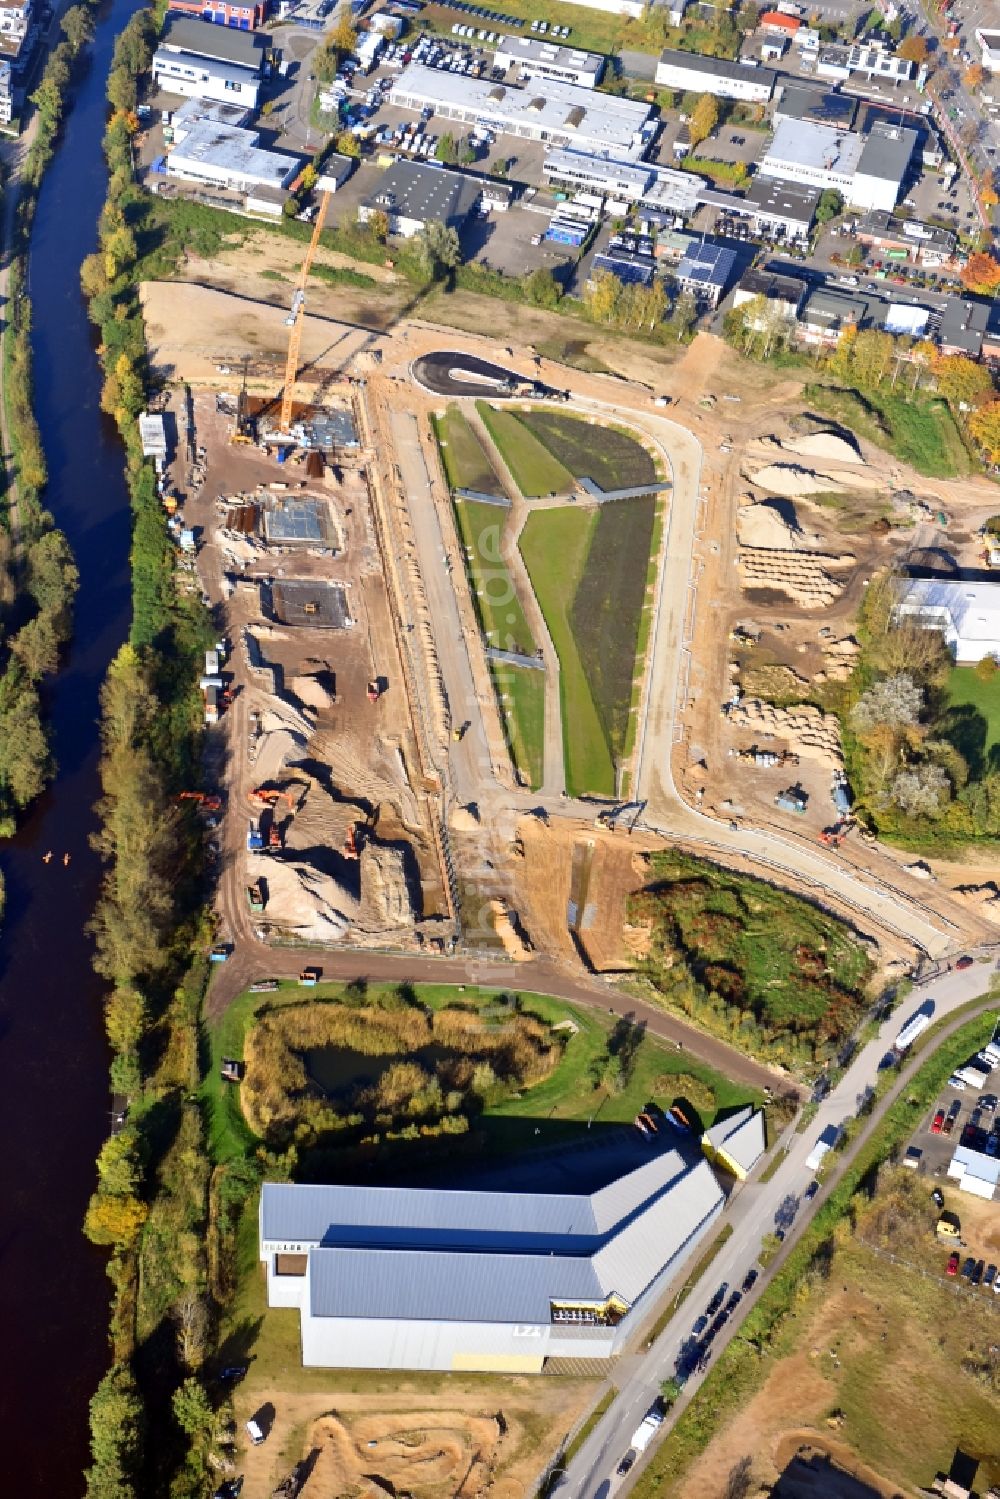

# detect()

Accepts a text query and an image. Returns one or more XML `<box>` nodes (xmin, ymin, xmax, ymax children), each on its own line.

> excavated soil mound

<box><xmin>952</xmin><ymin>883</ymin><xmax>1000</xmax><ymax>923</ymax></box>
<box><xmin>449</xmin><ymin>804</ymin><xmax>481</xmax><ymax>832</ymax></box>
<box><xmin>737</xmin><ymin>499</ymin><xmax>819</xmax><ymax>551</ymax></box>
<box><xmin>726</xmin><ymin>698</ymin><xmax>843</xmax><ymax>769</ymax></box>
<box><xmin>290</xmin><ymin>673</ymin><xmax>336</xmax><ymax>712</ymax></box>
<box><xmin>784</xmin><ymin>430</ymin><xmax>862</xmax><ymax>464</ymax></box>
<box><xmin>306</xmin><ymin>1410</ymin><xmax>501</xmax><ymax>1499</ymax></box>
<box><xmin>362</xmin><ymin>843</ymin><xmax>415</xmax><ymax>926</ymax></box>
<box><xmin>751</xmin><ymin>462</ymin><xmax>881</xmax><ymax>497</ymax></box>
<box><xmin>250</xmin><ymin>854</ymin><xmax>358</xmax><ymax>941</ymax></box>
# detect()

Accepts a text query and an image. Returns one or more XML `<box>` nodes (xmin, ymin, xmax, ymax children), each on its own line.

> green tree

<box><xmin>584</xmin><ymin>267</ymin><xmax>620</xmax><ymax>324</ymax></box>
<box><xmin>415</xmin><ymin>219</ymin><xmax>462</xmax><ymax>280</ymax></box>
<box><xmin>435</xmin><ymin>131</ymin><xmax>457</xmax><ymax>165</ymax></box>
<box><xmin>0</xmin><ymin>665</ymin><xmax>52</xmax><ymax>808</ymax></box>
<box><xmin>524</xmin><ymin>266</ymin><xmax>561</xmax><ymax>308</ymax></box>
<box><xmin>815</xmin><ymin>188</ymin><xmax>844</xmax><ymax>223</ymax></box>
<box><xmin>27</xmin><ymin>527</ymin><xmax>78</xmax><ymax>627</ymax></box>
<box><xmin>667</xmin><ymin>290</ymin><xmax>698</xmax><ymax>342</ymax></box>
<box><xmin>85</xmin><ymin>1364</ymin><xmax>144</xmax><ymax>1499</ymax></box>
<box><xmin>95</xmin><ymin>1127</ymin><xmax>145</xmax><ymax>1197</ymax></box>
<box><xmin>11</xmin><ymin>612</ymin><xmax>60</xmax><ymax>680</ymax></box>
<box><xmin>60</xmin><ymin>3</ymin><xmax>93</xmax><ymax>50</ymax></box>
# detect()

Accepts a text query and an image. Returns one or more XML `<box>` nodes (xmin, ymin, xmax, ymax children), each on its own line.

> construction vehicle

<box><xmin>298</xmin><ymin>966</ymin><xmax>321</xmax><ymax>986</ymax></box>
<box><xmin>732</xmin><ymin>746</ymin><xmax>799</xmax><ymax>769</ymax></box>
<box><xmin>232</xmin><ymin>355</ymin><xmax>255</xmax><ymax>444</ymax></box>
<box><xmin>210</xmin><ymin>943</ymin><xmax>231</xmax><ymax>963</ymax></box>
<box><xmin>818</xmin><ymin>821</ymin><xmax>850</xmax><ymax>847</ymax></box>
<box><xmin>250</xmin><ymin>787</ymin><xmax>297</xmax><ymax>810</ymax></box>
<box><xmin>775</xmin><ymin>788</ymin><xmax>807</xmax><ymax>815</ymax></box>
<box><xmin>177</xmin><ymin>791</ymin><xmax>223</xmax><ymax>813</ymax></box>
<box><xmin>247</xmin><ymin>819</ymin><xmax>264</xmax><ymax>852</ymax></box>
<box><xmin>268</xmin><ymin>821</ymin><xmax>282</xmax><ymax>851</ymax></box>
<box><xmin>303</xmin><ymin>600</ymin><xmax>319</xmax><ymax>615</ymax></box>
<box><xmin>452</xmin><ymin>720</ymin><xmax>469</xmax><ymax>743</ymax></box>
<box><xmin>367</xmin><ymin>678</ymin><xmax>382</xmax><ymax>703</ymax></box>
<box><xmin>246</xmin><ymin>882</ymin><xmax>265</xmax><ymax>913</ymax></box>
<box><xmin>278</xmin><ymin>189</ymin><xmax>333</xmax><ymax>437</ymax></box>
<box><xmin>220</xmin><ymin>1057</ymin><xmax>245</xmax><ymax>1083</ymax></box>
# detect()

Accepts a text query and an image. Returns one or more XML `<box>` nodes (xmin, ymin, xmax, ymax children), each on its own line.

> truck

<box><xmin>247</xmin><ymin>819</ymin><xmax>264</xmax><ymax>852</ymax></box>
<box><xmin>806</xmin><ymin>1123</ymin><xmax>843</xmax><ymax>1172</ymax></box>
<box><xmin>631</xmin><ymin>1406</ymin><xmax>665</xmax><ymax>1454</ymax></box>
<box><xmin>894</xmin><ymin>1012</ymin><xmax>931</xmax><ymax>1054</ymax></box>
<box><xmin>246</xmin><ymin>882</ymin><xmax>265</xmax><ymax>913</ymax></box>
<box><xmin>775</xmin><ymin>788</ymin><xmax>807</xmax><ymax>814</ymax></box>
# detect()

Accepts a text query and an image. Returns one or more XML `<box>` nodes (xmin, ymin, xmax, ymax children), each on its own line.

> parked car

<box><xmin>931</xmin><ymin>1109</ymin><xmax>946</xmax><ymax>1134</ymax></box>
<box><xmin>932</xmin><ymin>1188</ymin><xmax>945</xmax><ymax>1209</ymax></box>
<box><xmin>972</xmin><ymin>1259</ymin><xmax>985</xmax><ymax>1285</ymax></box>
<box><xmin>805</xmin><ymin>1181</ymin><xmax>819</xmax><ymax>1200</ymax></box>
<box><xmin>617</xmin><ymin>1454</ymin><xmax>635</xmax><ymax>1477</ymax></box>
<box><xmin>956</xmin><ymin>955</ymin><xmax>974</xmax><ymax>970</ymax></box>
<box><xmin>245</xmin><ymin>1419</ymin><xmax>266</xmax><ymax>1446</ymax></box>
<box><xmin>725</xmin><ymin>1291</ymin><xmax>742</xmax><ymax>1313</ymax></box>
<box><xmin>947</xmin><ymin>1250</ymin><xmax>960</xmax><ymax>1276</ymax></box>
<box><xmin>706</xmin><ymin>1283</ymin><xmax>728</xmax><ymax>1316</ymax></box>
<box><xmin>741</xmin><ymin>1268</ymin><xmax>758</xmax><ymax>1293</ymax></box>
<box><xmin>943</xmin><ymin>1114</ymin><xmax>957</xmax><ymax>1135</ymax></box>
<box><xmin>962</xmin><ymin>1257</ymin><xmax>976</xmax><ymax>1278</ymax></box>
<box><xmin>985</xmin><ymin>1264</ymin><xmax>997</xmax><ymax>1287</ymax></box>
<box><xmin>981</xmin><ymin>1094</ymin><xmax>998</xmax><ymax>1113</ymax></box>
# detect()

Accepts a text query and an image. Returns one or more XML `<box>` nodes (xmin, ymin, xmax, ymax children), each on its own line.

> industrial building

<box><xmin>736</xmin><ymin>176</ymin><xmax>819</xmax><ymax>242</ymax></box>
<box><xmin>168</xmin><ymin>94</ymin><xmax>252</xmax><ymax>141</ymax></box>
<box><xmin>165</xmin><ymin>121</ymin><xmax>298</xmax><ymax>195</ymax></box>
<box><xmin>675</xmin><ymin>240</ymin><xmax>738</xmax><ymax>308</ymax></box>
<box><xmin>0</xmin><ymin>58</ymin><xmax>12</xmax><ymax>124</ymax></box>
<box><xmin>947</xmin><ymin>1143</ymin><xmax>1000</xmax><ymax>1200</ymax></box>
<box><xmin>732</xmin><ymin>267</ymin><xmax>807</xmax><ymax>321</ymax></box>
<box><xmin>701</xmin><ymin>1106</ymin><xmax>766</xmax><ymax>1182</ymax></box>
<box><xmin>541</xmin><ymin>148</ymin><xmax>702</xmax><ymax>214</ymax></box>
<box><xmin>815</xmin><ymin>39</ymin><xmax>914</xmax><ymax>84</ymax></box>
<box><xmin>493</xmin><ymin>34</ymin><xmax>603</xmax><ymax>88</ymax></box>
<box><xmin>159</xmin><ymin>13</ymin><xmax>270</xmax><ymax>70</ymax></box>
<box><xmin>152</xmin><ymin>48</ymin><xmax>262</xmax><ymax>107</ymax></box>
<box><xmin>772</xmin><ymin>81</ymin><xmax>858</xmax><ymax>129</ymax></box>
<box><xmin>975</xmin><ymin>26</ymin><xmax>1000</xmax><ymax>71</ymax></box>
<box><xmin>259</xmin><ymin>1148</ymin><xmax>726</xmax><ymax>1372</ymax></box>
<box><xmin>359</xmin><ymin>158</ymin><xmax>481</xmax><ymax>237</ymax></box>
<box><xmin>758</xmin><ymin>118</ymin><xmax>916</xmax><ymax>212</ymax></box>
<box><xmin>895</xmin><ymin>579</ymin><xmax>1000</xmax><ymax>665</ymax></box>
<box><xmin>552</xmin><ymin>0</ymin><xmax>642</xmax><ymax>17</ymax></box>
<box><xmin>654</xmin><ymin>47</ymin><xmax>776</xmax><ymax>103</ymax></box>
<box><xmin>389</xmin><ymin>64</ymin><xmax>654</xmax><ymax>158</ymax></box>
<box><xmin>165</xmin><ymin>0</ymin><xmax>268</xmax><ymax>28</ymax></box>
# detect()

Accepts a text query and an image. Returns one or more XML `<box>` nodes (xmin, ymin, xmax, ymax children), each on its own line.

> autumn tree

<box><xmin>524</xmin><ymin>266</ymin><xmax>562</xmax><ymax>308</ymax></box>
<box><xmin>415</xmin><ymin>219</ymin><xmax>462</xmax><ymax>280</ymax></box>
<box><xmin>969</xmin><ymin>400</ymin><xmax>1000</xmax><ymax>463</ymax></box>
<box><xmin>367</xmin><ymin>206</ymin><xmax>390</xmax><ymax>243</ymax></box>
<box><xmin>667</xmin><ymin>290</ymin><xmax>698</xmax><ymax>342</ymax></box>
<box><xmin>898</xmin><ymin>32</ymin><xmax>928</xmax><ymax>62</ymax></box>
<box><xmin>964</xmin><ymin>63</ymin><xmax>984</xmax><ymax>89</ymax></box>
<box><xmin>931</xmin><ymin>352</ymin><xmax>994</xmax><ymax>409</ymax></box>
<box><xmin>961</xmin><ymin>251</ymin><xmax>1000</xmax><ymax>294</ymax></box>
<box><xmin>85</xmin><ymin>1364</ymin><xmax>144</xmax><ymax>1499</ymax></box>
<box><xmin>689</xmin><ymin>92</ymin><xmax>719</xmax><ymax>146</ymax></box>
<box><xmin>584</xmin><ymin>267</ymin><xmax>620</xmax><ymax>324</ymax></box>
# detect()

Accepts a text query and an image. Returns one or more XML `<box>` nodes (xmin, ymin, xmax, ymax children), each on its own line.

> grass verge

<box><xmin>477</xmin><ymin>401</ymin><xmax>573</xmax><ymax>497</ymax></box>
<box><xmin>431</xmin><ymin>405</ymin><xmax>501</xmax><ymax>494</ymax></box>
<box><xmin>495</xmin><ymin>661</ymin><xmax>545</xmax><ymax>788</ymax></box>
<box><xmin>519</xmin><ymin>506</ymin><xmax>615</xmax><ymax>795</ymax></box>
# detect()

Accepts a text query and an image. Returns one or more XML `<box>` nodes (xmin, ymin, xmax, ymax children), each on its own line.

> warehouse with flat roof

<box><xmin>759</xmin><ymin>117</ymin><xmax>915</xmax><ymax>211</ymax></box>
<box><xmin>152</xmin><ymin>47</ymin><xmax>261</xmax><ymax>107</ymax></box>
<box><xmin>165</xmin><ymin>121</ymin><xmax>298</xmax><ymax>194</ymax></box>
<box><xmin>541</xmin><ymin>148</ymin><xmax>702</xmax><ymax>214</ymax></box>
<box><xmin>494</xmin><ymin>33</ymin><xmax>603</xmax><ymax>88</ymax></box>
<box><xmin>655</xmin><ymin>47</ymin><xmax>776</xmax><ymax>102</ymax></box>
<box><xmin>260</xmin><ymin>1148</ymin><xmax>726</xmax><ymax>1371</ymax></box>
<box><xmin>160</xmin><ymin>12</ymin><xmax>269</xmax><ymax>70</ymax></box>
<box><xmin>895</xmin><ymin>579</ymin><xmax>1000</xmax><ymax>664</ymax></box>
<box><xmin>359</xmin><ymin>158</ymin><xmax>481</xmax><ymax>237</ymax></box>
<box><xmin>390</xmin><ymin>63</ymin><xmax>654</xmax><ymax>158</ymax></box>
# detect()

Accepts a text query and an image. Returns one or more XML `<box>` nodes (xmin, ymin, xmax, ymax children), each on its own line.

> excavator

<box><xmin>343</xmin><ymin>805</ymin><xmax>379</xmax><ymax>860</ymax></box>
<box><xmin>177</xmin><ymin>791</ymin><xmax>222</xmax><ymax>813</ymax></box>
<box><xmin>277</xmin><ymin>188</ymin><xmax>332</xmax><ymax>438</ymax></box>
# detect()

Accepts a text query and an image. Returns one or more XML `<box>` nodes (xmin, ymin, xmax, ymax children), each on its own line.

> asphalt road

<box><xmin>558</xmin><ymin>960</ymin><xmax>1000</xmax><ymax>1499</ymax></box>
<box><xmin>411</xmin><ymin>350</ymin><xmax>549</xmax><ymax>398</ymax></box>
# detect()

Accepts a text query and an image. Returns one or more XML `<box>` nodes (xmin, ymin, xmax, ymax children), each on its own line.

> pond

<box><xmin>305</xmin><ymin>1044</ymin><xmax>453</xmax><ymax>1097</ymax></box>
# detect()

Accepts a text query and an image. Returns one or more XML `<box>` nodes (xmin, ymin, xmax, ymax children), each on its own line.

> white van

<box><xmin>246</xmin><ymin>1419</ymin><xmax>266</xmax><ymax>1446</ymax></box>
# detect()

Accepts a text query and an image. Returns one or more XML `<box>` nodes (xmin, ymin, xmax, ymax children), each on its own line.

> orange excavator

<box><xmin>249</xmin><ymin>788</ymin><xmax>296</xmax><ymax>809</ymax></box>
<box><xmin>343</xmin><ymin>806</ymin><xmax>378</xmax><ymax>860</ymax></box>
<box><xmin>177</xmin><ymin>792</ymin><xmax>222</xmax><ymax>813</ymax></box>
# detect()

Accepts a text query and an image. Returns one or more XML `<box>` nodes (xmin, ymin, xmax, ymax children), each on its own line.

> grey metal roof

<box><xmin>744</xmin><ymin>175</ymin><xmax>820</xmax><ymax>221</ymax></box>
<box><xmin>657</xmin><ymin>47</ymin><xmax>776</xmax><ymax>91</ymax></box>
<box><xmin>162</xmin><ymin>13</ymin><xmax>267</xmax><ymax>69</ymax></box>
<box><xmin>304</xmin><ymin>1156</ymin><xmax>724</xmax><ymax>1322</ymax></box>
<box><xmin>856</xmin><ymin>122</ymin><xmax>916</xmax><ymax>185</ymax></box>
<box><xmin>368</xmin><ymin>159</ymin><xmax>480</xmax><ymax>228</ymax></box>
<box><xmin>737</xmin><ymin>268</ymin><xmax>806</xmax><ymax>303</ymax></box>
<box><xmin>261</xmin><ymin>1147</ymin><xmax>692</xmax><ymax>1250</ymax></box>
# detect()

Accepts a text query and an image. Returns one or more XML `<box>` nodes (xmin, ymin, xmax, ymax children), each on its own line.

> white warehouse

<box><xmin>390</xmin><ymin>63</ymin><xmax>654</xmax><ymax>158</ymax></box>
<box><xmin>655</xmin><ymin>47</ymin><xmax>776</xmax><ymax>102</ymax></box>
<box><xmin>494</xmin><ymin>34</ymin><xmax>603</xmax><ymax>88</ymax></box>
<box><xmin>759</xmin><ymin>117</ymin><xmax>916</xmax><ymax>212</ymax></box>
<box><xmin>259</xmin><ymin>1148</ymin><xmax>726</xmax><ymax>1372</ymax></box>
<box><xmin>152</xmin><ymin>48</ymin><xmax>261</xmax><ymax>108</ymax></box>
<box><xmin>895</xmin><ymin>578</ymin><xmax>1000</xmax><ymax>665</ymax></box>
<box><xmin>166</xmin><ymin>122</ymin><xmax>298</xmax><ymax>195</ymax></box>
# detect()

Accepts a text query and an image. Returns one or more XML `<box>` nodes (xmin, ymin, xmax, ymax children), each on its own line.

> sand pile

<box><xmin>250</xmin><ymin>854</ymin><xmax>358</xmax><ymax>942</ymax></box>
<box><xmin>362</xmin><ymin>843</ymin><xmax>415</xmax><ymax>927</ymax></box>
<box><xmin>450</xmin><ymin>804</ymin><xmax>481</xmax><ymax>832</ymax></box>
<box><xmin>952</xmin><ymin>884</ymin><xmax>1000</xmax><ymax>923</ymax></box>
<box><xmin>817</xmin><ymin>634</ymin><xmax>861</xmax><ymax>683</ymax></box>
<box><xmin>490</xmin><ymin>898</ymin><xmax>533</xmax><ymax>960</ymax></box>
<box><xmin>737</xmin><ymin>499</ymin><xmax>819</xmax><ymax>551</ymax></box>
<box><xmin>738</xmin><ymin>547</ymin><xmax>853</xmax><ymax>608</ymax></box>
<box><xmin>751</xmin><ymin>462</ymin><xmax>881</xmax><ymax>497</ymax></box>
<box><xmin>290</xmin><ymin>673</ymin><xmax>336</xmax><ymax>712</ymax></box>
<box><xmin>251</xmin><ymin>697</ymin><xmax>314</xmax><ymax>783</ymax></box>
<box><xmin>784</xmin><ymin>430</ymin><xmax>861</xmax><ymax>464</ymax></box>
<box><xmin>726</xmin><ymin>698</ymin><xmax>843</xmax><ymax>769</ymax></box>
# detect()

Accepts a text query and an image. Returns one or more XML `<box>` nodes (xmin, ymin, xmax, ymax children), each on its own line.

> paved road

<box><xmin>412</xmin><ymin>350</ymin><xmax>551</xmax><ymax>399</ymax></box>
<box><xmin>559</xmin><ymin>960</ymin><xmax>1000</xmax><ymax>1499</ymax></box>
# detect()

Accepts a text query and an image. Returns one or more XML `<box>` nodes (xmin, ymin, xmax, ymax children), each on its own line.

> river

<box><xmin>0</xmin><ymin>0</ymin><xmax>142</xmax><ymax>1488</ymax></box>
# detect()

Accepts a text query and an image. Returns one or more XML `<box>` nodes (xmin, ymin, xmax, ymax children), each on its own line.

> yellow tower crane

<box><xmin>279</xmin><ymin>188</ymin><xmax>332</xmax><ymax>436</ymax></box>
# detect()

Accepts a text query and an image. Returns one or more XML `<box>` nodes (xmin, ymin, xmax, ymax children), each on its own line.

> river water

<box><xmin>0</xmin><ymin>0</ymin><xmax>142</xmax><ymax>1488</ymax></box>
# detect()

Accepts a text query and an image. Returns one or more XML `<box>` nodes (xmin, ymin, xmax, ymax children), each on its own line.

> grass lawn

<box><xmin>494</xmin><ymin>661</ymin><xmax>545</xmax><ymax>788</ymax></box>
<box><xmin>477</xmin><ymin>401</ymin><xmax>573</xmax><ymax>497</ymax></box>
<box><xmin>431</xmin><ymin>405</ymin><xmax>500</xmax><ymax>494</ymax></box>
<box><xmin>519</xmin><ymin>507</ymin><xmax>616</xmax><ymax>795</ymax></box>
<box><xmin>804</xmin><ymin>383</ymin><xmax>973</xmax><ymax>479</ymax></box>
<box><xmin>202</xmin><ymin>980</ymin><xmax>758</xmax><ymax>1168</ymax></box>
<box><xmin>453</xmin><ymin>498</ymin><xmax>535</xmax><ymax>655</ymax></box>
<box><xmin>520</xmin><ymin>410</ymin><xmax>658</xmax><ymax>491</ymax></box>
<box><xmin>571</xmin><ymin>495</ymin><xmax>657</xmax><ymax>759</ymax></box>
<box><xmin>944</xmin><ymin>665</ymin><xmax>1000</xmax><ymax>779</ymax></box>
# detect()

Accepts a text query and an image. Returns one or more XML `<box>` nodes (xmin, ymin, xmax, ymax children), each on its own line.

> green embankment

<box><xmin>804</xmin><ymin>383</ymin><xmax>973</xmax><ymax>479</ymax></box>
<box><xmin>519</xmin><ymin>507</ymin><xmax>614</xmax><ymax>795</ymax></box>
<box><xmin>477</xmin><ymin>401</ymin><xmax>573</xmax><ymax>496</ymax></box>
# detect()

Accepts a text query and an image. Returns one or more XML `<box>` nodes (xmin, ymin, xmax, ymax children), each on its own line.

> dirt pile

<box><xmin>726</xmin><ymin>698</ymin><xmax>844</xmax><ymax>768</ymax></box>
<box><xmin>490</xmin><ymin>898</ymin><xmax>533</xmax><ymax>960</ymax></box>
<box><xmin>816</xmin><ymin>634</ymin><xmax>861</xmax><ymax>683</ymax></box>
<box><xmin>251</xmin><ymin>854</ymin><xmax>358</xmax><ymax>941</ymax></box>
<box><xmin>290</xmin><ymin>673</ymin><xmax>337</xmax><ymax>712</ymax></box>
<box><xmin>952</xmin><ymin>883</ymin><xmax>1000</xmax><ymax>923</ymax></box>
<box><xmin>784</xmin><ymin>430</ymin><xmax>862</xmax><ymax>464</ymax></box>
<box><xmin>251</xmin><ymin>698</ymin><xmax>313</xmax><ymax>783</ymax></box>
<box><xmin>450</xmin><ymin>804</ymin><xmax>481</xmax><ymax>832</ymax></box>
<box><xmin>738</xmin><ymin>548</ymin><xmax>854</xmax><ymax>608</ymax></box>
<box><xmin>750</xmin><ymin>461</ymin><xmax>881</xmax><ymax>498</ymax></box>
<box><xmin>736</xmin><ymin>499</ymin><xmax>820</xmax><ymax>551</ymax></box>
<box><xmin>362</xmin><ymin>842</ymin><xmax>415</xmax><ymax>926</ymax></box>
